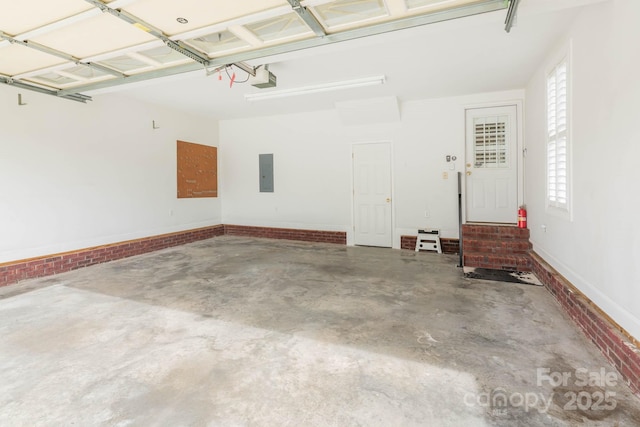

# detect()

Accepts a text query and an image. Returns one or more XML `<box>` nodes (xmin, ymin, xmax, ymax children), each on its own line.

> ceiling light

<box><xmin>244</xmin><ymin>75</ymin><xmax>386</xmax><ymax>101</ymax></box>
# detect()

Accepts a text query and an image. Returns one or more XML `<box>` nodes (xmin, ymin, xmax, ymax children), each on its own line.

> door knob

<box><xmin>466</xmin><ymin>171</ymin><xmax>472</xmax><ymax>176</ymax></box>
<box><xmin>386</xmin><ymin>198</ymin><xmax>391</xmax><ymax>202</ymax></box>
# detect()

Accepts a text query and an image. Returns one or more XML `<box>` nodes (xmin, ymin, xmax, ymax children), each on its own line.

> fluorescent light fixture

<box><xmin>244</xmin><ymin>75</ymin><xmax>386</xmax><ymax>101</ymax></box>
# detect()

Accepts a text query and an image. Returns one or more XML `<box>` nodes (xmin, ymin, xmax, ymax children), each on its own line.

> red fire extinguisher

<box><xmin>518</xmin><ymin>205</ymin><xmax>527</xmax><ymax>229</ymax></box>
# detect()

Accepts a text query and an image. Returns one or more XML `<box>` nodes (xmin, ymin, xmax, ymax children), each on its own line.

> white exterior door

<box><xmin>353</xmin><ymin>143</ymin><xmax>392</xmax><ymax>247</ymax></box>
<box><xmin>465</xmin><ymin>106</ymin><xmax>518</xmax><ymax>223</ymax></box>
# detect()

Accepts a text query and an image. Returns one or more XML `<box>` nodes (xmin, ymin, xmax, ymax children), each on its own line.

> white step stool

<box><xmin>415</xmin><ymin>229</ymin><xmax>442</xmax><ymax>253</ymax></box>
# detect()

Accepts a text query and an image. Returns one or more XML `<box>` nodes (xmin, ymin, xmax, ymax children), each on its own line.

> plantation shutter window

<box><xmin>547</xmin><ymin>58</ymin><xmax>569</xmax><ymax>210</ymax></box>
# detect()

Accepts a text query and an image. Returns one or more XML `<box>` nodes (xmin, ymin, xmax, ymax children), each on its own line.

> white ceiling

<box><xmin>1</xmin><ymin>0</ymin><xmax>502</xmax><ymax>94</ymax></box>
<box><xmin>111</xmin><ymin>0</ymin><xmax>604</xmax><ymax>119</ymax></box>
<box><xmin>1</xmin><ymin>0</ymin><xmax>606</xmax><ymax>118</ymax></box>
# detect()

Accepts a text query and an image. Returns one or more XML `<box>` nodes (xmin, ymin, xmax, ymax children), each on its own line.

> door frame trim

<box><xmin>349</xmin><ymin>140</ymin><xmax>395</xmax><ymax>247</ymax></box>
<box><xmin>462</xmin><ymin>100</ymin><xmax>524</xmax><ymax>224</ymax></box>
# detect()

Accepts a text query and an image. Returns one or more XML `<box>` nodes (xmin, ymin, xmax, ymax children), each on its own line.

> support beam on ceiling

<box><xmin>0</xmin><ymin>32</ymin><xmax>125</xmax><ymax>78</ymax></box>
<box><xmin>231</xmin><ymin>62</ymin><xmax>257</xmax><ymax>77</ymax></box>
<box><xmin>59</xmin><ymin>0</ymin><xmax>507</xmax><ymax>96</ymax></box>
<box><xmin>0</xmin><ymin>0</ymin><xmax>136</xmax><ymax>51</ymax></box>
<box><xmin>205</xmin><ymin>61</ymin><xmax>257</xmax><ymax>78</ymax></box>
<box><xmin>0</xmin><ymin>76</ymin><xmax>91</xmax><ymax>103</ymax></box>
<box><xmin>287</xmin><ymin>0</ymin><xmax>326</xmax><ymax>37</ymax></box>
<box><xmin>83</xmin><ymin>0</ymin><xmax>211</xmax><ymax>67</ymax></box>
<box><xmin>504</xmin><ymin>0</ymin><xmax>521</xmax><ymax>33</ymax></box>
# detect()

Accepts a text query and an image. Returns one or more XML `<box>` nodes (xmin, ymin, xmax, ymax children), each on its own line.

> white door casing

<box><xmin>465</xmin><ymin>105</ymin><xmax>518</xmax><ymax>223</ymax></box>
<box><xmin>353</xmin><ymin>143</ymin><xmax>393</xmax><ymax>247</ymax></box>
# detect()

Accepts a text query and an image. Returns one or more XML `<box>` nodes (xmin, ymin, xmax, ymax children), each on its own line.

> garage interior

<box><xmin>1</xmin><ymin>0</ymin><xmax>640</xmax><ymax>425</ymax></box>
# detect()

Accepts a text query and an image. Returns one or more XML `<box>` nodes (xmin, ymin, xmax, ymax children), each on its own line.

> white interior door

<box><xmin>353</xmin><ymin>143</ymin><xmax>392</xmax><ymax>247</ymax></box>
<box><xmin>465</xmin><ymin>106</ymin><xmax>518</xmax><ymax>223</ymax></box>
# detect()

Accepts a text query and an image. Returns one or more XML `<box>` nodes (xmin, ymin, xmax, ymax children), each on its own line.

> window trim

<box><xmin>545</xmin><ymin>41</ymin><xmax>572</xmax><ymax>220</ymax></box>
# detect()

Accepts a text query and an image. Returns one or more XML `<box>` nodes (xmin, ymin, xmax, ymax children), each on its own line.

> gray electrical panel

<box><xmin>259</xmin><ymin>154</ymin><xmax>274</xmax><ymax>192</ymax></box>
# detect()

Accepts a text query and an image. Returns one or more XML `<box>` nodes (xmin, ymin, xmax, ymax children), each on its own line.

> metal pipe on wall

<box><xmin>457</xmin><ymin>171</ymin><xmax>463</xmax><ymax>268</ymax></box>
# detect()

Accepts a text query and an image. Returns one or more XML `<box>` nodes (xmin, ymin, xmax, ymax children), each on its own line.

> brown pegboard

<box><xmin>177</xmin><ymin>140</ymin><xmax>217</xmax><ymax>198</ymax></box>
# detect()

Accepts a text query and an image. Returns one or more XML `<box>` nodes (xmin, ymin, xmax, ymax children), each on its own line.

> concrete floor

<box><xmin>1</xmin><ymin>236</ymin><xmax>639</xmax><ymax>426</ymax></box>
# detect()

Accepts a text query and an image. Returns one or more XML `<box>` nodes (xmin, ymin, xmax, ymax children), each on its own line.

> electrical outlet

<box><xmin>442</xmin><ymin>171</ymin><xmax>448</xmax><ymax>179</ymax></box>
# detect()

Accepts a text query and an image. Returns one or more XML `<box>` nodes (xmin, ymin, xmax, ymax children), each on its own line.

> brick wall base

<box><xmin>400</xmin><ymin>235</ymin><xmax>459</xmax><ymax>254</ymax></box>
<box><xmin>0</xmin><ymin>225</ymin><xmax>347</xmax><ymax>288</ymax></box>
<box><xmin>224</xmin><ymin>225</ymin><xmax>346</xmax><ymax>245</ymax></box>
<box><xmin>0</xmin><ymin>225</ymin><xmax>225</xmax><ymax>288</ymax></box>
<box><xmin>531</xmin><ymin>251</ymin><xmax>640</xmax><ymax>396</ymax></box>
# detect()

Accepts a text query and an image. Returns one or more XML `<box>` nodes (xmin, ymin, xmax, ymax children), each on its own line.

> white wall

<box><xmin>0</xmin><ymin>87</ymin><xmax>220</xmax><ymax>263</ymax></box>
<box><xmin>525</xmin><ymin>0</ymin><xmax>640</xmax><ymax>339</ymax></box>
<box><xmin>219</xmin><ymin>89</ymin><xmax>523</xmax><ymax>248</ymax></box>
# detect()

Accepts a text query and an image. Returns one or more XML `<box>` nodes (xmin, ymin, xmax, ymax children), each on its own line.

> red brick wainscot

<box><xmin>0</xmin><ymin>225</ymin><xmax>226</xmax><ymax>287</ymax></box>
<box><xmin>0</xmin><ymin>224</ymin><xmax>348</xmax><ymax>287</ymax></box>
<box><xmin>531</xmin><ymin>251</ymin><xmax>640</xmax><ymax>396</ymax></box>
<box><xmin>224</xmin><ymin>225</ymin><xmax>346</xmax><ymax>245</ymax></box>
